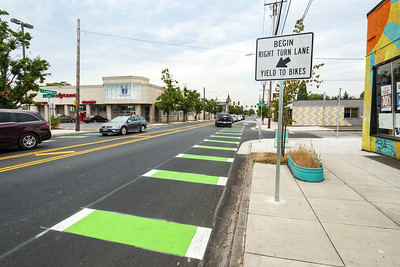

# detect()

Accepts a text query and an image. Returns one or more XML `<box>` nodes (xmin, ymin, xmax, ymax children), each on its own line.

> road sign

<box><xmin>255</xmin><ymin>32</ymin><xmax>313</xmax><ymax>81</ymax></box>
<box><xmin>40</xmin><ymin>89</ymin><xmax>57</xmax><ymax>94</ymax></box>
<box><xmin>43</xmin><ymin>93</ymin><xmax>55</xmax><ymax>98</ymax></box>
<box><xmin>257</xmin><ymin>103</ymin><xmax>267</xmax><ymax>106</ymax></box>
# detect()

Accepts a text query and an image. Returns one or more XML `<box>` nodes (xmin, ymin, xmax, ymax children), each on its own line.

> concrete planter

<box><xmin>287</xmin><ymin>155</ymin><xmax>324</xmax><ymax>182</ymax></box>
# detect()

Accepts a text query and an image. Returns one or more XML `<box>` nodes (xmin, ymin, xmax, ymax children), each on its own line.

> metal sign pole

<box><xmin>275</xmin><ymin>80</ymin><xmax>284</xmax><ymax>202</ymax></box>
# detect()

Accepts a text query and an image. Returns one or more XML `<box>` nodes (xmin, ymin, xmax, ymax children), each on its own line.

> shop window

<box><xmin>91</xmin><ymin>106</ymin><xmax>96</xmax><ymax>114</ymax></box>
<box><xmin>121</xmin><ymin>105</ymin><xmax>135</xmax><ymax>115</ymax></box>
<box><xmin>99</xmin><ymin>105</ymin><xmax>106</xmax><ymax>112</ymax></box>
<box><xmin>113</xmin><ymin>105</ymin><xmax>118</xmax><ymax>112</ymax></box>
<box><xmin>372</xmin><ymin>57</ymin><xmax>400</xmax><ymax>138</ymax></box>
<box><xmin>69</xmin><ymin>106</ymin><xmax>75</xmax><ymax>112</ymax></box>
<box><xmin>344</xmin><ymin>108</ymin><xmax>358</xmax><ymax>118</ymax></box>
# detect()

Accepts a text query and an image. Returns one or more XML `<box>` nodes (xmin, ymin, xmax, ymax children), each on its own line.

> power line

<box><xmin>314</xmin><ymin>57</ymin><xmax>365</xmax><ymax>60</ymax></box>
<box><xmin>81</xmin><ymin>30</ymin><xmax>248</xmax><ymax>54</ymax></box>
<box><xmin>302</xmin><ymin>0</ymin><xmax>314</xmax><ymax>20</ymax></box>
<box><xmin>280</xmin><ymin>0</ymin><xmax>292</xmax><ymax>35</ymax></box>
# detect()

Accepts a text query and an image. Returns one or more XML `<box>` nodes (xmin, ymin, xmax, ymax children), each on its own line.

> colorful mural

<box><xmin>363</xmin><ymin>0</ymin><xmax>400</xmax><ymax>160</ymax></box>
<box><xmin>293</xmin><ymin>106</ymin><xmax>351</xmax><ymax>126</ymax></box>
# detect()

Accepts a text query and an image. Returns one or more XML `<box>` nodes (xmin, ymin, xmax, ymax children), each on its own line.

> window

<box><xmin>344</xmin><ymin>108</ymin><xmax>358</xmax><ymax>118</ymax></box>
<box><xmin>91</xmin><ymin>106</ymin><xmax>96</xmax><ymax>114</ymax></box>
<box><xmin>69</xmin><ymin>106</ymin><xmax>76</xmax><ymax>112</ymax></box>
<box><xmin>113</xmin><ymin>105</ymin><xmax>118</xmax><ymax>112</ymax></box>
<box><xmin>104</xmin><ymin>83</ymin><xmax>140</xmax><ymax>100</ymax></box>
<box><xmin>372</xmin><ymin>56</ymin><xmax>400</xmax><ymax>138</ymax></box>
<box><xmin>99</xmin><ymin>105</ymin><xmax>107</xmax><ymax>112</ymax></box>
<box><xmin>15</xmin><ymin>113</ymin><xmax>40</xmax><ymax>122</ymax></box>
<box><xmin>0</xmin><ymin>112</ymin><xmax>12</xmax><ymax>123</ymax></box>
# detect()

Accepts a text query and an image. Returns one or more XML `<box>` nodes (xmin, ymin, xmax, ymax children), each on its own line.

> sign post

<box><xmin>255</xmin><ymin>32</ymin><xmax>313</xmax><ymax>203</ymax></box>
<box><xmin>40</xmin><ymin>89</ymin><xmax>57</xmax><ymax>129</ymax></box>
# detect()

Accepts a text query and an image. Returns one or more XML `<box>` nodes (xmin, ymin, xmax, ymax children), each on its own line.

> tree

<box><xmin>0</xmin><ymin>10</ymin><xmax>50</xmax><ymax>109</ymax></box>
<box><xmin>179</xmin><ymin>86</ymin><xmax>200</xmax><ymax>122</ymax></box>
<box><xmin>192</xmin><ymin>97</ymin><xmax>203</xmax><ymax>121</ymax></box>
<box><xmin>307</xmin><ymin>93</ymin><xmax>329</xmax><ymax>100</ymax></box>
<box><xmin>271</xmin><ymin>18</ymin><xmax>324</xmax><ymax>125</ymax></box>
<box><xmin>343</xmin><ymin>90</ymin><xmax>350</xmax><ymax>99</ymax></box>
<box><xmin>359</xmin><ymin>91</ymin><xmax>364</xmax><ymax>99</ymax></box>
<box><xmin>297</xmin><ymin>84</ymin><xmax>308</xmax><ymax>100</ymax></box>
<box><xmin>256</xmin><ymin>105</ymin><xmax>268</xmax><ymax>121</ymax></box>
<box><xmin>205</xmin><ymin>98</ymin><xmax>219</xmax><ymax>118</ymax></box>
<box><xmin>155</xmin><ymin>68</ymin><xmax>181</xmax><ymax>123</ymax></box>
<box><xmin>45</xmin><ymin>81</ymin><xmax>71</xmax><ymax>86</ymax></box>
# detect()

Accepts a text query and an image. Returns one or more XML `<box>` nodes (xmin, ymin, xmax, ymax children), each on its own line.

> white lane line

<box><xmin>50</xmin><ymin>208</ymin><xmax>95</xmax><ymax>232</ymax></box>
<box><xmin>143</xmin><ymin>169</ymin><xmax>159</xmax><ymax>177</ymax></box>
<box><xmin>185</xmin><ymin>227</ymin><xmax>212</xmax><ymax>260</ymax></box>
<box><xmin>176</xmin><ymin>154</ymin><xmax>184</xmax><ymax>158</ymax></box>
<box><xmin>227</xmin><ymin>158</ymin><xmax>234</xmax><ymax>163</ymax></box>
<box><xmin>217</xmin><ymin>177</ymin><xmax>228</xmax><ymax>186</ymax></box>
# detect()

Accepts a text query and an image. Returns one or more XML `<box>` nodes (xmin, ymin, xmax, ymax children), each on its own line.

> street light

<box><xmin>10</xmin><ymin>18</ymin><xmax>33</xmax><ymax>59</ymax></box>
<box><xmin>10</xmin><ymin>18</ymin><xmax>34</xmax><ymax>109</ymax></box>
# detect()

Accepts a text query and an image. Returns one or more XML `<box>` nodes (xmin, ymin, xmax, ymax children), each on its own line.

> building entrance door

<box><xmin>144</xmin><ymin>106</ymin><xmax>150</xmax><ymax>121</ymax></box>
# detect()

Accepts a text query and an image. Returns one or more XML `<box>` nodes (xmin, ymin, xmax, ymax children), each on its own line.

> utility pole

<box><xmin>75</xmin><ymin>19</ymin><xmax>81</xmax><ymax>132</ymax></box>
<box><xmin>203</xmin><ymin>87</ymin><xmax>206</xmax><ymax>121</ymax></box>
<box><xmin>322</xmin><ymin>91</ymin><xmax>326</xmax><ymax>127</ymax></box>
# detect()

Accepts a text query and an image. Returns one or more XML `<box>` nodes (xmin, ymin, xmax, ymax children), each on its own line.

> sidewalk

<box><xmin>236</xmin><ymin>123</ymin><xmax>400</xmax><ymax>266</ymax></box>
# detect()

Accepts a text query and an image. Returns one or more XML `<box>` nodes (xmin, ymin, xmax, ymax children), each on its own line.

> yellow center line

<box><xmin>0</xmin><ymin>122</ymin><xmax>214</xmax><ymax>173</ymax></box>
<box><xmin>0</xmin><ymin>123</ymin><xmax>212</xmax><ymax>161</ymax></box>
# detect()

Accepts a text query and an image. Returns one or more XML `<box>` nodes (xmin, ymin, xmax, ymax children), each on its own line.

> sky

<box><xmin>2</xmin><ymin>0</ymin><xmax>380</xmax><ymax>108</ymax></box>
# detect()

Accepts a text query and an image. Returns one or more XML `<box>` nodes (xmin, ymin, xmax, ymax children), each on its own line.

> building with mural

<box><xmin>292</xmin><ymin>99</ymin><xmax>363</xmax><ymax>127</ymax></box>
<box><xmin>362</xmin><ymin>0</ymin><xmax>400</xmax><ymax>160</ymax></box>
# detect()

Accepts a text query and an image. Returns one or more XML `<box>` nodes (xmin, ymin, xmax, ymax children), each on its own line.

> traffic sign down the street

<box><xmin>255</xmin><ymin>32</ymin><xmax>313</xmax><ymax>81</ymax></box>
<box><xmin>257</xmin><ymin>103</ymin><xmax>267</xmax><ymax>106</ymax></box>
<box><xmin>42</xmin><ymin>93</ymin><xmax>55</xmax><ymax>98</ymax></box>
<box><xmin>40</xmin><ymin>89</ymin><xmax>57</xmax><ymax>94</ymax></box>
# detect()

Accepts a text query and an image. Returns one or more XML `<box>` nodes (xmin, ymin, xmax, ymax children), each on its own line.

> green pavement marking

<box><xmin>194</xmin><ymin>145</ymin><xmax>236</xmax><ymax>151</ymax></box>
<box><xmin>211</xmin><ymin>135</ymin><xmax>240</xmax><ymax>139</ymax></box>
<box><xmin>56</xmin><ymin>136</ymin><xmax>87</xmax><ymax>139</ymax></box>
<box><xmin>217</xmin><ymin>132</ymin><xmax>242</xmax><ymax>135</ymax></box>
<box><xmin>177</xmin><ymin>153</ymin><xmax>233</xmax><ymax>162</ymax></box>
<box><xmin>143</xmin><ymin>169</ymin><xmax>227</xmax><ymax>186</ymax></box>
<box><xmin>203</xmin><ymin>139</ymin><xmax>239</xmax><ymax>144</ymax></box>
<box><xmin>51</xmin><ymin>209</ymin><xmax>211</xmax><ymax>259</ymax></box>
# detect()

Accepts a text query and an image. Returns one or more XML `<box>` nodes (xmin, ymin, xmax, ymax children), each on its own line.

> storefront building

<box><xmin>292</xmin><ymin>99</ymin><xmax>363</xmax><ymax>127</ymax></box>
<box><xmin>31</xmin><ymin>76</ymin><xmax>164</xmax><ymax>123</ymax></box>
<box><xmin>363</xmin><ymin>0</ymin><xmax>400</xmax><ymax>159</ymax></box>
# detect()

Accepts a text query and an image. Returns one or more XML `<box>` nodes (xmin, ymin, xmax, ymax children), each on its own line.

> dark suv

<box><xmin>215</xmin><ymin>113</ymin><xmax>233</xmax><ymax>127</ymax></box>
<box><xmin>0</xmin><ymin>109</ymin><xmax>51</xmax><ymax>150</ymax></box>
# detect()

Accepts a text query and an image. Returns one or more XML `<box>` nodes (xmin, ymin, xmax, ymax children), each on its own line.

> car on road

<box><xmin>215</xmin><ymin>113</ymin><xmax>233</xmax><ymax>127</ymax></box>
<box><xmin>83</xmin><ymin>115</ymin><xmax>108</xmax><ymax>123</ymax></box>
<box><xmin>99</xmin><ymin>115</ymin><xmax>147</xmax><ymax>135</ymax></box>
<box><xmin>0</xmin><ymin>109</ymin><xmax>51</xmax><ymax>150</ymax></box>
<box><xmin>58</xmin><ymin>114</ymin><xmax>75</xmax><ymax>123</ymax></box>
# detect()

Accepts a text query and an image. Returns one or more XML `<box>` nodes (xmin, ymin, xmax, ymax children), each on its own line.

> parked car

<box><xmin>215</xmin><ymin>113</ymin><xmax>233</xmax><ymax>127</ymax></box>
<box><xmin>0</xmin><ymin>109</ymin><xmax>51</xmax><ymax>150</ymax></box>
<box><xmin>99</xmin><ymin>115</ymin><xmax>147</xmax><ymax>135</ymax></box>
<box><xmin>232</xmin><ymin>114</ymin><xmax>239</xmax><ymax>122</ymax></box>
<box><xmin>58</xmin><ymin>114</ymin><xmax>75</xmax><ymax>123</ymax></box>
<box><xmin>83</xmin><ymin>115</ymin><xmax>108</xmax><ymax>123</ymax></box>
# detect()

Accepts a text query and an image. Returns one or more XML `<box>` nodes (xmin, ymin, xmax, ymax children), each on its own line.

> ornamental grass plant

<box><xmin>252</xmin><ymin>144</ymin><xmax>321</xmax><ymax>169</ymax></box>
<box><xmin>287</xmin><ymin>145</ymin><xmax>321</xmax><ymax>169</ymax></box>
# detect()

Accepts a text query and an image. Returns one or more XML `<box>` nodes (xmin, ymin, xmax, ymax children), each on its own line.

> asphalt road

<box><xmin>0</xmin><ymin>119</ymin><xmax>328</xmax><ymax>266</ymax></box>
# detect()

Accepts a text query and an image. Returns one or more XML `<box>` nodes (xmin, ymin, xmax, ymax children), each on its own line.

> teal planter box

<box><xmin>288</xmin><ymin>155</ymin><xmax>324</xmax><ymax>182</ymax></box>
